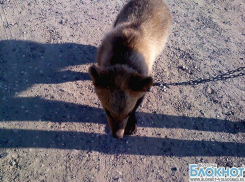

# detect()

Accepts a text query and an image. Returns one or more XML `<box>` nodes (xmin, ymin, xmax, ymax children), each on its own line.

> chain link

<box><xmin>154</xmin><ymin>66</ymin><xmax>245</xmax><ymax>87</ymax></box>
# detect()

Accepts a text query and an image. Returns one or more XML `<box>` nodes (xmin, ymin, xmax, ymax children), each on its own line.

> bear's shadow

<box><xmin>0</xmin><ymin>40</ymin><xmax>244</xmax><ymax>157</ymax></box>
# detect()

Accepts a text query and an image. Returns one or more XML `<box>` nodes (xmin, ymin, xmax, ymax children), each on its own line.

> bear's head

<box><xmin>89</xmin><ymin>64</ymin><xmax>153</xmax><ymax>138</ymax></box>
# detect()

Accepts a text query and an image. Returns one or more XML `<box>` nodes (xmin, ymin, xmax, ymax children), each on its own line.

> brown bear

<box><xmin>89</xmin><ymin>0</ymin><xmax>172</xmax><ymax>138</ymax></box>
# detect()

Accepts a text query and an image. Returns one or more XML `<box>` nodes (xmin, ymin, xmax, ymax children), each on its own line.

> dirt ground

<box><xmin>0</xmin><ymin>0</ymin><xmax>244</xmax><ymax>181</ymax></box>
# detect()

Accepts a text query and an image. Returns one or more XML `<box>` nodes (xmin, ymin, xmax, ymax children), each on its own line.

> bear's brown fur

<box><xmin>89</xmin><ymin>0</ymin><xmax>172</xmax><ymax>138</ymax></box>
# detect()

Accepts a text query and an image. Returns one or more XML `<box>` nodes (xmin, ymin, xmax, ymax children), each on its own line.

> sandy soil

<box><xmin>0</xmin><ymin>0</ymin><xmax>245</xmax><ymax>181</ymax></box>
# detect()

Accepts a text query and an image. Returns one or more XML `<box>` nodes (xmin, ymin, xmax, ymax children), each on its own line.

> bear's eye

<box><xmin>105</xmin><ymin>109</ymin><xmax>112</xmax><ymax>118</ymax></box>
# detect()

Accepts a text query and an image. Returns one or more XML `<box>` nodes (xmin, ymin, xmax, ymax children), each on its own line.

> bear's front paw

<box><xmin>124</xmin><ymin>123</ymin><xmax>137</xmax><ymax>135</ymax></box>
<box><xmin>124</xmin><ymin>117</ymin><xmax>137</xmax><ymax>135</ymax></box>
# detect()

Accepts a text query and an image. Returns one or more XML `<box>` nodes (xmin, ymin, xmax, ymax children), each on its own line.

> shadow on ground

<box><xmin>0</xmin><ymin>40</ymin><xmax>244</xmax><ymax>157</ymax></box>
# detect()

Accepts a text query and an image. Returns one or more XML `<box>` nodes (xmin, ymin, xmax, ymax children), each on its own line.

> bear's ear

<box><xmin>88</xmin><ymin>65</ymin><xmax>100</xmax><ymax>80</ymax></box>
<box><xmin>88</xmin><ymin>65</ymin><xmax>108</xmax><ymax>88</ymax></box>
<box><xmin>129</xmin><ymin>74</ymin><xmax>153</xmax><ymax>92</ymax></box>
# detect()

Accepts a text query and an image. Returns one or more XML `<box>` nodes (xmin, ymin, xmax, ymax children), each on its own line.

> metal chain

<box><xmin>154</xmin><ymin>66</ymin><xmax>245</xmax><ymax>87</ymax></box>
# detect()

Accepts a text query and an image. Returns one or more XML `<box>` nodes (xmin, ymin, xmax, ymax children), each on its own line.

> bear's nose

<box><xmin>113</xmin><ymin>129</ymin><xmax>124</xmax><ymax>139</ymax></box>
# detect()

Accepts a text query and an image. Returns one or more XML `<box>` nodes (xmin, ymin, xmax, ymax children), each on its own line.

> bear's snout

<box><xmin>112</xmin><ymin>129</ymin><xmax>125</xmax><ymax>139</ymax></box>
